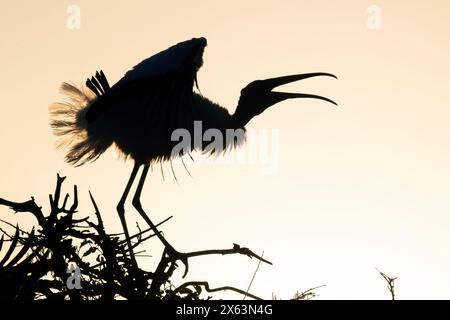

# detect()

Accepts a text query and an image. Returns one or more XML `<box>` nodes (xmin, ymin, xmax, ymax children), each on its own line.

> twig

<box><xmin>185</xmin><ymin>244</ymin><xmax>272</xmax><ymax>265</ymax></box>
<box><xmin>292</xmin><ymin>285</ymin><xmax>326</xmax><ymax>300</ymax></box>
<box><xmin>175</xmin><ymin>281</ymin><xmax>263</xmax><ymax>300</ymax></box>
<box><xmin>0</xmin><ymin>219</ymin><xmax>31</xmax><ymax>237</ymax></box>
<box><xmin>0</xmin><ymin>197</ymin><xmax>46</xmax><ymax>226</ymax></box>
<box><xmin>117</xmin><ymin>216</ymin><xmax>173</xmax><ymax>244</ymax></box>
<box><xmin>376</xmin><ymin>268</ymin><xmax>397</xmax><ymax>300</ymax></box>
<box><xmin>243</xmin><ymin>251</ymin><xmax>264</xmax><ymax>300</ymax></box>
<box><xmin>88</xmin><ymin>191</ymin><xmax>104</xmax><ymax>230</ymax></box>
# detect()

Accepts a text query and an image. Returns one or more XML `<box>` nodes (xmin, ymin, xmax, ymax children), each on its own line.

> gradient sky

<box><xmin>1</xmin><ymin>0</ymin><xmax>450</xmax><ymax>299</ymax></box>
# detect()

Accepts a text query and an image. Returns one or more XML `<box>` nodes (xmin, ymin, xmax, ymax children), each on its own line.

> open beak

<box><xmin>262</xmin><ymin>72</ymin><xmax>338</xmax><ymax>106</ymax></box>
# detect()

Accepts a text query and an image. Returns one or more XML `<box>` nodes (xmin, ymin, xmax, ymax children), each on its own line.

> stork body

<box><xmin>50</xmin><ymin>37</ymin><xmax>337</xmax><ymax>265</ymax></box>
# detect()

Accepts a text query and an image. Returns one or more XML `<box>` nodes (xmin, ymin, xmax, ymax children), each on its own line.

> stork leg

<box><xmin>132</xmin><ymin>163</ymin><xmax>179</xmax><ymax>255</ymax></box>
<box><xmin>117</xmin><ymin>162</ymin><xmax>140</xmax><ymax>266</ymax></box>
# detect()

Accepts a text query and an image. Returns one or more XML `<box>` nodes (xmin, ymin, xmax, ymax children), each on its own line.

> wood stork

<box><xmin>50</xmin><ymin>37</ymin><xmax>337</xmax><ymax>265</ymax></box>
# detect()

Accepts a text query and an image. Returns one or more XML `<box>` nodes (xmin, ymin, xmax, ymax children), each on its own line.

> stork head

<box><xmin>233</xmin><ymin>73</ymin><xmax>337</xmax><ymax>127</ymax></box>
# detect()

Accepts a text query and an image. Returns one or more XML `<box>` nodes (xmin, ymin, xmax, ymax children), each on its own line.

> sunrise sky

<box><xmin>1</xmin><ymin>0</ymin><xmax>450</xmax><ymax>299</ymax></box>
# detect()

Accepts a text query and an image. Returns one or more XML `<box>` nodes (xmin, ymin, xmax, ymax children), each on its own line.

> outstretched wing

<box><xmin>85</xmin><ymin>37</ymin><xmax>207</xmax><ymax>123</ymax></box>
<box><xmin>113</xmin><ymin>37</ymin><xmax>206</xmax><ymax>90</ymax></box>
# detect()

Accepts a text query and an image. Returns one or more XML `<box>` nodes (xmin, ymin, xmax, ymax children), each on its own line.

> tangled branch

<box><xmin>0</xmin><ymin>174</ymin><xmax>270</xmax><ymax>300</ymax></box>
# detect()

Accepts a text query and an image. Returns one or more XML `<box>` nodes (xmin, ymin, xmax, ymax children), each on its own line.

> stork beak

<box><xmin>262</xmin><ymin>72</ymin><xmax>338</xmax><ymax>106</ymax></box>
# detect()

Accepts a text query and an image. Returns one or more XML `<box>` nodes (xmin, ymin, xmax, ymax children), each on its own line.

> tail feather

<box><xmin>85</xmin><ymin>78</ymin><xmax>101</xmax><ymax>97</ymax></box>
<box><xmin>86</xmin><ymin>70</ymin><xmax>110</xmax><ymax>97</ymax></box>
<box><xmin>96</xmin><ymin>70</ymin><xmax>110</xmax><ymax>91</ymax></box>
<box><xmin>50</xmin><ymin>71</ymin><xmax>113</xmax><ymax>166</ymax></box>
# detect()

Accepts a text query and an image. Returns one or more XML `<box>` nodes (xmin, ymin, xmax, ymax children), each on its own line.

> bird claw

<box><xmin>165</xmin><ymin>246</ymin><xmax>189</xmax><ymax>278</ymax></box>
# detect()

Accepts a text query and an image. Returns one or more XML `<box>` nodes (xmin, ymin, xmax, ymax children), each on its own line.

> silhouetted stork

<box><xmin>50</xmin><ymin>37</ymin><xmax>337</xmax><ymax>265</ymax></box>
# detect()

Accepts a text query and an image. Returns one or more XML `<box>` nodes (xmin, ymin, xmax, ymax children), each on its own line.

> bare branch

<box><xmin>292</xmin><ymin>285</ymin><xmax>326</xmax><ymax>300</ymax></box>
<box><xmin>118</xmin><ymin>216</ymin><xmax>173</xmax><ymax>244</ymax></box>
<box><xmin>0</xmin><ymin>197</ymin><xmax>46</xmax><ymax>226</ymax></box>
<box><xmin>244</xmin><ymin>251</ymin><xmax>264</xmax><ymax>300</ymax></box>
<box><xmin>175</xmin><ymin>281</ymin><xmax>263</xmax><ymax>300</ymax></box>
<box><xmin>376</xmin><ymin>268</ymin><xmax>397</xmax><ymax>300</ymax></box>
<box><xmin>1</xmin><ymin>173</ymin><xmax>277</xmax><ymax>300</ymax></box>
<box><xmin>184</xmin><ymin>243</ymin><xmax>272</xmax><ymax>265</ymax></box>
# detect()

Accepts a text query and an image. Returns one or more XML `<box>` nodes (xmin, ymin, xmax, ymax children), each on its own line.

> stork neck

<box><xmin>231</xmin><ymin>108</ymin><xmax>254</xmax><ymax>129</ymax></box>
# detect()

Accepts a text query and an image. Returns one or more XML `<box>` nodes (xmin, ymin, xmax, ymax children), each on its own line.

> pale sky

<box><xmin>1</xmin><ymin>0</ymin><xmax>450</xmax><ymax>299</ymax></box>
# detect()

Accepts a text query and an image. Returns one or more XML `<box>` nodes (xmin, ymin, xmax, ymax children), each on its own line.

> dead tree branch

<box><xmin>0</xmin><ymin>173</ymin><xmax>276</xmax><ymax>300</ymax></box>
<box><xmin>175</xmin><ymin>281</ymin><xmax>263</xmax><ymax>300</ymax></box>
<box><xmin>377</xmin><ymin>268</ymin><xmax>397</xmax><ymax>300</ymax></box>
